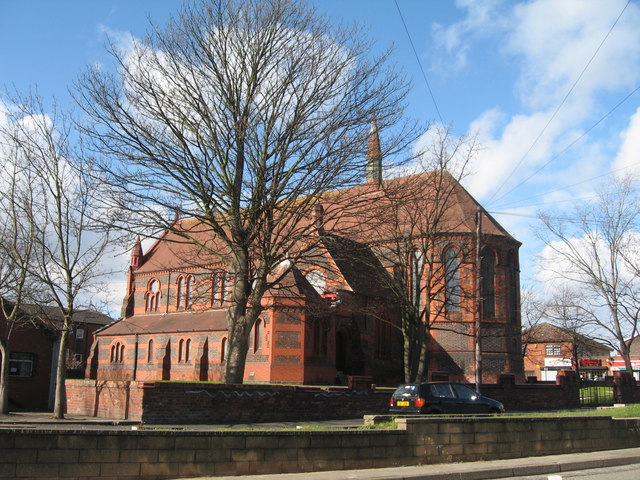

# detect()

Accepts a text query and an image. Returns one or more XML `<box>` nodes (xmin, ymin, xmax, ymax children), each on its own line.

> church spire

<box><xmin>130</xmin><ymin>235</ymin><xmax>143</xmax><ymax>271</ymax></box>
<box><xmin>366</xmin><ymin>118</ymin><xmax>382</xmax><ymax>185</ymax></box>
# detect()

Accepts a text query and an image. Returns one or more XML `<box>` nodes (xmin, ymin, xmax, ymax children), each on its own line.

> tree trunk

<box><xmin>53</xmin><ymin>327</ymin><xmax>69</xmax><ymax>419</ymax></box>
<box><xmin>0</xmin><ymin>341</ymin><xmax>9</xmax><ymax>414</ymax></box>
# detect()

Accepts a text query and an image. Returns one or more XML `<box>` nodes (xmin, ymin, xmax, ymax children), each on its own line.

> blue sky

<box><xmin>2</xmin><ymin>0</ymin><xmax>640</xmax><ymax>314</ymax></box>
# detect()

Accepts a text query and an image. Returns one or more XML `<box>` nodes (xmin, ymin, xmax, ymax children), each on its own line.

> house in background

<box><xmin>0</xmin><ymin>303</ymin><xmax>113</xmax><ymax>410</ymax></box>
<box><xmin>610</xmin><ymin>336</ymin><xmax>640</xmax><ymax>380</ymax></box>
<box><xmin>88</xmin><ymin>129</ymin><xmax>524</xmax><ymax>386</ymax></box>
<box><xmin>523</xmin><ymin>322</ymin><xmax>611</xmax><ymax>381</ymax></box>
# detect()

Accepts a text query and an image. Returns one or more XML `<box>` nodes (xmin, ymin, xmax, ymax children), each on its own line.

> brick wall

<box><xmin>66</xmin><ymin>371</ymin><xmax>637</xmax><ymax>424</ymax></box>
<box><xmin>66</xmin><ymin>380</ymin><xmax>389</xmax><ymax>423</ymax></box>
<box><xmin>1</xmin><ymin>416</ymin><xmax>639</xmax><ymax>480</ymax></box>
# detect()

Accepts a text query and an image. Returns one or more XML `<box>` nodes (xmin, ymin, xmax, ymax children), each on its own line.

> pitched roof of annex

<box><xmin>97</xmin><ymin>309</ymin><xmax>228</xmax><ymax>336</ymax></box>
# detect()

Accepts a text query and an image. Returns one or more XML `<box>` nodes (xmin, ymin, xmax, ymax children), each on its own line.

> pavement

<box><xmin>2</xmin><ymin>412</ymin><xmax>640</xmax><ymax>479</ymax></box>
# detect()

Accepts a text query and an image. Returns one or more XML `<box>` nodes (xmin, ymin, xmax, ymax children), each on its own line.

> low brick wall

<box><xmin>1</xmin><ymin>416</ymin><xmax>639</xmax><ymax>480</ymax></box>
<box><xmin>66</xmin><ymin>380</ymin><xmax>390</xmax><ymax>423</ymax></box>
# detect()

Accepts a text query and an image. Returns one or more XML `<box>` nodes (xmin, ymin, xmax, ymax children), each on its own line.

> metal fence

<box><xmin>579</xmin><ymin>379</ymin><xmax>614</xmax><ymax>406</ymax></box>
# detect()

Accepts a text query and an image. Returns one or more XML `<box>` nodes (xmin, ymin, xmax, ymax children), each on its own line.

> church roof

<box><xmin>133</xmin><ymin>171</ymin><xmax>518</xmax><ymax>275</ymax></box>
<box><xmin>97</xmin><ymin>309</ymin><xmax>228</xmax><ymax>336</ymax></box>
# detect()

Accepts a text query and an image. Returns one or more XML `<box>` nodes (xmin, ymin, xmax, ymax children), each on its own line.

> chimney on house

<box><xmin>312</xmin><ymin>204</ymin><xmax>324</xmax><ymax>233</ymax></box>
<box><xmin>130</xmin><ymin>235</ymin><xmax>143</xmax><ymax>271</ymax></box>
<box><xmin>366</xmin><ymin>118</ymin><xmax>382</xmax><ymax>185</ymax></box>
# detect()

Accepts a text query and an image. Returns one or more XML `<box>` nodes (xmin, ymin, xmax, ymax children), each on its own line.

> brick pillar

<box><xmin>556</xmin><ymin>370</ymin><xmax>580</xmax><ymax>409</ymax></box>
<box><xmin>613</xmin><ymin>371</ymin><xmax>636</xmax><ymax>404</ymax></box>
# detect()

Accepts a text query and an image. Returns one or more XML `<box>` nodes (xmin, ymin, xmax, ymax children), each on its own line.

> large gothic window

<box><xmin>481</xmin><ymin>249</ymin><xmax>496</xmax><ymax>319</ymax></box>
<box><xmin>444</xmin><ymin>247</ymin><xmax>460</xmax><ymax>313</ymax></box>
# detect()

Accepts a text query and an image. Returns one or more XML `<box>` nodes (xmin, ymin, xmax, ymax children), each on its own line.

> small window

<box><xmin>253</xmin><ymin>319</ymin><xmax>263</xmax><ymax>353</ymax></box>
<box><xmin>76</xmin><ymin>328</ymin><xmax>85</xmax><ymax>340</ymax></box>
<box><xmin>221</xmin><ymin>337</ymin><xmax>227</xmax><ymax>363</ymax></box>
<box><xmin>546</xmin><ymin>344</ymin><xmax>561</xmax><ymax>356</ymax></box>
<box><xmin>147</xmin><ymin>339</ymin><xmax>154</xmax><ymax>363</ymax></box>
<box><xmin>9</xmin><ymin>352</ymin><xmax>36</xmax><ymax>377</ymax></box>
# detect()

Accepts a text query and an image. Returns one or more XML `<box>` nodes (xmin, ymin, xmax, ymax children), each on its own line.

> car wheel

<box><xmin>489</xmin><ymin>407</ymin><xmax>501</xmax><ymax>414</ymax></box>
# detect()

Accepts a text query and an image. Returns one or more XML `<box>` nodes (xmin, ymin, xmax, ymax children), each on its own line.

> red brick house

<box><xmin>523</xmin><ymin>322</ymin><xmax>611</xmax><ymax>381</ymax></box>
<box><xmin>1</xmin><ymin>304</ymin><xmax>113</xmax><ymax>410</ymax></box>
<box><xmin>88</xmin><ymin>133</ymin><xmax>524</xmax><ymax>386</ymax></box>
<box><xmin>610</xmin><ymin>336</ymin><xmax>640</xmax><ymax>380</ymax></box>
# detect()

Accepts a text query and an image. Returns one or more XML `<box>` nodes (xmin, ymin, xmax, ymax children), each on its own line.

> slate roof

<box><xmin>97</xmin><ymin>309</ymin><xmax>228</xmax><ymax>336</ymax></box>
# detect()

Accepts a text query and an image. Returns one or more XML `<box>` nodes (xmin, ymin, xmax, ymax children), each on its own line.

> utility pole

<box><xmin>475</xmin><ymin>206</ymin><xmax>482</xmax><ymax>393</ymax></box>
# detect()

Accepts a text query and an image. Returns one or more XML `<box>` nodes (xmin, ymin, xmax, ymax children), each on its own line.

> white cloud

<box><xmin>612</xmin><ymin>107</ymin><xmax>640</xmax><ymax>179</ymax></box>
<box><xmin>509</xmin><ymin>0</ymin><xmax>640</xmax><ymax>109</ymax></box>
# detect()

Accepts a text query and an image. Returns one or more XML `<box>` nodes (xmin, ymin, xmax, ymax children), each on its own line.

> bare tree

<box><xmin>520</xmin><ymin>286</ymin><xmax>546</xmax><ymax>358</ymax></box>
<box><xmin>360</xmin><ymin>126</ymin><xmax>478</xmax><ymax>383</ymax></box>
<box><xmin>543</xmin><ymin>288</ymin><xmax>602</xmax><ymax>374</ymax></box>
<box><xmin>2</xmin><ymin>94</ymin><xmax>112</xmax><ymax>418</ymax></box>
<box><xmin>75</xmin><ymin>0</ymin><xmax>414</xmax><ymax>383</ymax></box>
<box><xmin>0</xmin><ymin>121</ymin><xmax>42</xmax><ymax>414</ymax></box>
<box><xmin>538</xmin><ymin>176</ymin><xmax>640</xmax><ymax>375</ymax></box>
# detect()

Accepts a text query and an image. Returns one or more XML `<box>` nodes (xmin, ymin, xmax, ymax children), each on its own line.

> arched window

<box><xmin>186</xmin><ymin>276</ymin><xmax>194</xmax><ymax>309</ymax></box>
<box><xmin>253</xmin><ymin>319</ymin><xmax>263</xmax><ymax>353</ymax></box>
<box><xmin>110</xmin><ymin>345</ymin><xmax>116</xmax><ymax>363</ymax></box>
<box><xmin>176</xmin><ymin>276</ymin><xmax>185</xmax><ymax>309</ymax></box>
<box><xmin>185</xmin><ymin>339</ymin><xmax>191</xmax><ymax>363</ymax></box>
<box><xmin>220</xmin><ymin>337</ymin><xmax>227</xmax><ymax>363</ymax></box>
<box><xmin>212</xmin><ymin>271</ymin><xmax>228</xmax><ymax>307</ymax></box>
<box><xmin>222</xmin><ymin>272</ymin><xmax>231</xmax><ymax>304</ymax></box>
<box><xmin>444</xmin><ymin>247</ymin><xmax>460</xmax><ymax>313</ymax></box>
<box><xmin>507</xmin><ymin>253</ymin><xmax>518</xmax><ymax>323</ymax></box>
<box><xmin>178</xmin><ymin>339</ymin><xmax>184</xmax><ymax>363</ymax></box>
<box><xmin>119</xmin><ymin>344</ymin><xmax>125</xmax><ymax>363</ymax></box>
<box><xmin>147</xmin><ymin>339</ymin><xmax>154</xmax><ymax>363</ymax></box>
<box><xmin>481</xmin><ymin>249</ymin><xmax>496</xmax><ymax>319</ymax></box>
<box><xmin>411</xmin><ymin>249</ymin><xmax>425</xmax><ymax>313</ymax></box>
<box><xmin>146</xmin><ymin>279</ymin><xmax>161</xmax><ymax>312</ymax></box>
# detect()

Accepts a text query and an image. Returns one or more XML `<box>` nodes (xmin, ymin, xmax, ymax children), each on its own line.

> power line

<box><xmin>490</xmin><ymin>83</ymin><xmax>640</xmax><ymax>207</ymax></box>
<box><xmin>487</xmin><ymin>0</ymin><xmax>632</xmax><ymax>206</ymax></box>
<box><xmin>491</xmin><ymin>161</ymin><xmax>640</xmax><ymax>211</ymax></box>
<box><xmin>394</xmin><ymin>0</ymin><xmax>444</xmax><ymax>125</ymax></box>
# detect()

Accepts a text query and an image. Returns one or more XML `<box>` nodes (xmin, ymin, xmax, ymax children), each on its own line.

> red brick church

<box><xmin>87</xmin><ymin>129</ymin><xmax>524</xmax><ymax>386</ymax></box>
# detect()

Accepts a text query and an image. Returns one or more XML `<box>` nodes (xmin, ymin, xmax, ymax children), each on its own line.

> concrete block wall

<box><xmin>1</xmin><ymin>416</ymin><xmax>639</xmax><ymax>480</ymax></box>
<box><xmin>0</xmin><ymin>428</ymin><xmax>408</xmax><ymax>480</ymax></box>
<box><xmin>395</xmin><ymin>416</ymin><xmax>640</xmax><ymax>464</ymax></box>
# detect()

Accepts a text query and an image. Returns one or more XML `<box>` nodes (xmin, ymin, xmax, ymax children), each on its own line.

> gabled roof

<box><xmin>1</xmin><ymin>299</ymin><xmax>113</xmax><ymax>328</ymax></box>
<box><xmin>523</xmin><ymin>322</ymin><xmax>610</xmax><ymax>353</ymax></box>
